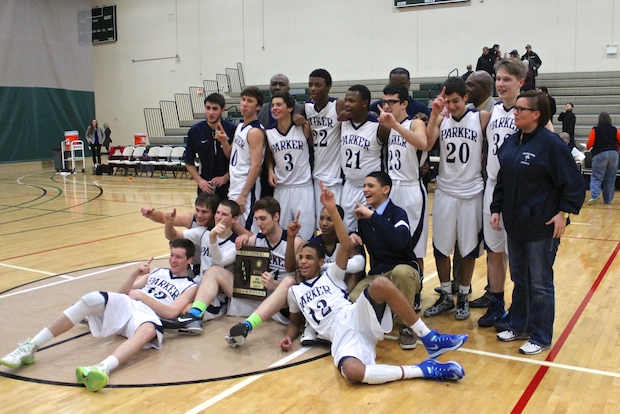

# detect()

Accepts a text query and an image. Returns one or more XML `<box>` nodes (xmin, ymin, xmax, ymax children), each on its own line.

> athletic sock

<box><xmin>493</xmin><ymin>291</ymin><xmax>504</xmax><ymax>301</ymax></box>
<box><xmin>188</xmin><ymin>301</ymin><xmax>207</xmax><ymax>317</ymax></box>
<box><xmin>244</xmin><ymin>313</ymin><xmax>263</xmax><ymax>331</ymax></box>
<box><xmin>440</xmin><ymin>282</ymin><xmax>452</xmax><ymax>295</ymax></box>
<box><xmin>97</xmin><ymin>356</ymin><xmax>119</xmax><ymax>373</ymax></box>
<box><xmin>411</xmin><ymin>319</ymin><xmax>431</xmax><ymax>338</ymax></box>
<box><xmin>32</xmin><ymin>328</ymin><xmax>54</xmax><ymax>348</ymax></box>
<box><xmin>458</xmin><ymin>284</ymin><xmax>470</xmax><ymax>295</ymax></box>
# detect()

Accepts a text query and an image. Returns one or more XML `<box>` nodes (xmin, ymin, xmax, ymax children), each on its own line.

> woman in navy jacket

<box><xmin>490</xmin><ymin>90</ymin><xmax>585</xmax><ymax>355</ymax></box>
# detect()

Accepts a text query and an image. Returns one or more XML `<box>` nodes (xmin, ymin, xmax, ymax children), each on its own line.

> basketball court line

<box><xmin>185</xmin><ymin>346</ymin><xmax>315</xmax><ymax>414</ymax></box>
<box><xmin>511</xmin><ymin>240</ymin><xmax>620</xmax><ymax>413</ymax></box>
<box><xmin>0</xmin><ymin>254</ymin><xmax>169</xmax><ymax>299</ymax></box>
<box><xmin>0</xmin><ymin>262</ymin><xmax>56</xmax><ymax>276</ymax></box>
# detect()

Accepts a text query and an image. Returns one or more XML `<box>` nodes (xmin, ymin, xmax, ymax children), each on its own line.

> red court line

<box><xmin>511</xmin><ymin>241</ymin><xmax>620</xmax><ymax>413</ymax></box>
<box><xmin>0</xmin><ymin>227</ymin><xmax>159</xmax><ymax>262</ymax></box>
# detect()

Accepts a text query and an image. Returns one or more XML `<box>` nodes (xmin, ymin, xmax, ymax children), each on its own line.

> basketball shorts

<box><xmin>432</xmin><ymin>188</ymin><xmax>482</xmax><ymax>258</ymax></box>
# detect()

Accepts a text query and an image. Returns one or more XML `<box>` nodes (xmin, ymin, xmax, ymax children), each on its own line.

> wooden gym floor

<box><xmin>1</xmin><ymin>161</ymin><xmax>619</xmax><ymax>413</ymax></box>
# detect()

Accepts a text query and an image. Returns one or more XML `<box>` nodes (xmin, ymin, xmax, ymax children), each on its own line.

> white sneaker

<box><xmin>519</xmin><ymin>341</ymin><xmax>551</xmax><ymax>355</ymax></box>
<box><xmin>300</xmin><ymin>326</ymin><xmax>318</xmax><ymax>346</ymax></box>
<box><xmin>497</xmin><ymin>330</ymin><xmax>530</xmax><ymax>342</ymax></box>
<box><xmin>0</xmin><ymin>339</ymin><xmax>38</xmax><ymax>369</ymax></box>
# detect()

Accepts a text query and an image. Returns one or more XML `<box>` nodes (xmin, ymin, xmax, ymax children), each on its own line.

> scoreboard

<box><xmin>394</xmin><ymin>0</ymin><xmax>470</xmax><ymax>7</ymax></box>
<box><xmin>91</xmin><ymin>5</ymin><xmax>117</xmax><ymax>44</ymax></box>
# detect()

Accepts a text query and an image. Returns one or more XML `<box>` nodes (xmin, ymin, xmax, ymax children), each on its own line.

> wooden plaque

<box><xmin>233</xmin><ymin>246</ymin><xmax>271</xmax><ymax>300</ymax></box>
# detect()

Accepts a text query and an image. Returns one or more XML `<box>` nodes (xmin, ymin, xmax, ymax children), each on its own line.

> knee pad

<box><xmin>81</xmin><ymin>291</ymin><xmax>106</xmax><ymax>306</ymax></box>
<box><xmin>63</xmin><ymin>291</ymin><xmax>106</xmax><ymax>324</ymax></box>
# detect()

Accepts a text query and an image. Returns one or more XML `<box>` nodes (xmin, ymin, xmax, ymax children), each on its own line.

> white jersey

<box><xmin>254</xmin><ymin>230</ymin><xmax>295</xmax><ymax>280</ymax></box>
<box><xmin>266</xmin><ymin>124</ymin><xmax>311</xmax><ymax>186</ymax></box>
<box><xmin>143</xmin><ymin>268</ymin><xmax>196</xmax><ymax>307</ymax></box>
<box><xmin>486</xmin><ymin>103</ymin><xmax>518</xmax><ymax>187</ymax></box>
<box><xmin>183</xmin><ymin>227</ymin><xmax>237</xmax><ymax>272</ymax></box>
<box><xmin>387</xmin><ymin>118</ymin><xmax>428</xmax><ymax>182</ymax></box>
<box><xmin>436</xmin><ymin>109</ymin><xmax>484</xmax><ymax>197</ymax></box>
<box><xmin>228</xmin><ymin>119</ymin><xmax>265</xmax><ymax>199</ymax></box>
<box><xmin>305</xmin><ymin>98</ymin><xmax>343</xmax><ymax>186</ymax></box>
<box><xmin>340</xmin><ymin>116</ymin><xmax>384</xmax><ymax>186</ymax></box>
<box><xmin>288</xmin><ymin>265</ymin><xmax>349</xmax><ymax>341</ymax></box>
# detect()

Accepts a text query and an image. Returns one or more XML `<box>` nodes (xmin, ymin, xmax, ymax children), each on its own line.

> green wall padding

<box><xmin>0</xmin><ymin>86</ymin><xmax>95</xmax><ymax>163</ymax></box>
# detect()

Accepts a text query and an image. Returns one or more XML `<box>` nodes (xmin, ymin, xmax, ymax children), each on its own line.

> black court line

<box><xmin>0</xmin><ymin>261</ymin><xmax>332</xmax><ymax>390</ymax></box>
<box><xmin>0</xmin><ymin>184</ymin><xmax>104</xmax><ymax>226</ymax></box>
<box><xmin>0</xmin><ymin>350</ymin><xmax>331</xmax><ymax>389</ymax></box>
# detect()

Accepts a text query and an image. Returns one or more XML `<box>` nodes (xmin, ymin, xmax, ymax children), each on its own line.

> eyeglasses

<box><xmin>382</xmin><ymin>99</ymin><xmax>402</xmax><ymax>107</ymax></box>
<box><xmin>514</xmin><ymin>106</ymin><xmax>537</xmax><ymax>113</ymax></box>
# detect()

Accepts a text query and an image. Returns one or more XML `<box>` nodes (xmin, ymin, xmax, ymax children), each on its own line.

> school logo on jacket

<box><xmin>520</xmin><ymin>152</ymin><xmax>536</xmax><ymax>166</ymax></box>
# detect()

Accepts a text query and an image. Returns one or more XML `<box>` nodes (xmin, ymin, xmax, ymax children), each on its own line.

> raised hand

<box><xmin>137</xmin><ymin>257</ymin><xmax>154</xmax><ymax>275</ymax></box>
<box><xmin>353</xmin><ymin>201</ymin><xmax>373</xmax><ymax>220</ymax></box>
<box><xmin>377</xmin><ymin>104</ymin><xmax>397</xmax><ymax>128</ymax></box>
<box><xmin>141</xmin><ymin>207</ymin><xmax>154</xmax><ymax>218</ymax></box>
<box><xmin>287</xmin><ymin>211</ymin><xmax>301</xmax><ymax>238</ymax></box>
<box><xmin>214</xmin><ymin>122</ymin><xmax>228</xmax><ymax>144</ymax></box>
<box><xmin>319</xmin><ymin>181</ymin><xmax>335</xmax><ymax>210</ymax></box>
<box><xmin>432</xmin><ymin>86</ymin><xmax>447</xmax><ymax>114</ymax></box>
<box><xmin>164</xmin><ymin>208</ymin><xmax>177</xmax><ymax>222</ymax></box>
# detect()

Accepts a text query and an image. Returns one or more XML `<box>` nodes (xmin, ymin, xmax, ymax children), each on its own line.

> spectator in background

<box><xmin>492</xmin><ymin>44</ymin><xmax>502</xmax><ymax>61</ymax></box>
<box><xmin>85</xmin><ymin>119</ymin><xmax>105</xmax><ymax>165</ymax></box>
<box><xmin>102</xmin><ymin>123</ymin><xmax>112</xmax><ymax>153</ymax></box>
<box><xmin>560</xmin><ymin>133</ymin><xmax>586</xmax><ymax>164</ymax></box>
<box><xmin>522</xmin><ymin>44</ymin><xmax>542</xmax><ymax>89</ymax></box>
<box><xmin>476</xmin><ymin>47</ymin><xmax>495</xmax><ymax>78</ymax></box>
<box><xmin>538</xmin><ymin>87</ymin><xmax>557</xmax><ymax>121</ymax></box>
<box><xmin>461</xmin><ymin>64</ymin><xmax>473</xmax><ymax>81</ymax></box>
<box><xmin>585</xmin><ymin>112</ymin><xmax>620</xmax><ymax>205</ymax></box>
<box><xmin>558</xmin><ymin>103</ymin><xmax>577</xmax><ymax>148</ymax></box>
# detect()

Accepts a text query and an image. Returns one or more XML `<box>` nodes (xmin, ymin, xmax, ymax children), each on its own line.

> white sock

<box><xmin>32</xmin><ymin>328</ymin><xmax>54</xmax><ymax>348</ymax></box>
<box><xmin>403</xmin><ymin>365</ymin><xmax>423</xmax><ymax>379</ymax></box>
<box><xmin>361</xmin><ymin>365</ymin><xmax>405</xmax><ymax>384</ymax></box>
<box><xmin>411</xmin><ymin>319</ymin><xmax>431</xmax><ymax>338</ymax></box>
<box><xmin>97</xmin><ymin>356</ymin><xmax>119</xmax><ymax>373</ymax></box>
<box><xmin>459</xmin><ymin>284</ymin><xmax>470</xmax><ymax>295</ymax></box>
<box><xmin>440</xmin><ymin>282</ymin><xmax>452</xmax><ymax>294</ymax></box>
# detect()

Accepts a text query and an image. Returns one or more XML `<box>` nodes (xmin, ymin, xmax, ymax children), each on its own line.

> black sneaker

<box><xmin>469</xmin><ymin>291</ymin><xmax>493</xmax><ymax>308</ymax></box>
<box><xmin>478</xmin><ymin>298</ymin><xmax>506</xmax><ymax>327</ymax></box>
<box><xmin>225</xmin><ymin>322</ymin><xmax>249</xmax><ymax>348</ymax></box>
<box><xmin>493</xmin><ymin>308</ymin><xmax>511</xmax><ymax>332</ymax></box>
<box><xmin>424</xmin><ymin>292</ymin><xmax>455</xmax><ymax>317</ymax></box>
<box><xmin>160</xmin><ymin>312</ymin><xmax>201</xmax><ymax>329</ymax></box>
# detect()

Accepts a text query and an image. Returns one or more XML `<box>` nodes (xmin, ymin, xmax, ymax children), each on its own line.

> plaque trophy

<box><xmin>232</xmin><ymin>246</ymin><xmax>271</xmax><ymax>300</ymax></box>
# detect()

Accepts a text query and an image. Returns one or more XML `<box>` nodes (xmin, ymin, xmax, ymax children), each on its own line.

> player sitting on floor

<box><xmin>0</xmin><ymin>239</ymin><xmax>198</xmax><ymax>392</ymax></box>
<box><xmin>279</xmin><ymin>184</ymin><xmax>468</xmax><ymax>383</ymax></box>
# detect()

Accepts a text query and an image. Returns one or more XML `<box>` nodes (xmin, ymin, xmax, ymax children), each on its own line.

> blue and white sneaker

<box><xmin>418</xmin><ymin>359</ymin><xmax>465</xmax><ymax>381</ymax></box>
<box><xmin>420</xmin><ymin>329</ymin><xmax>468</xmax><ymax>358</ymax></box>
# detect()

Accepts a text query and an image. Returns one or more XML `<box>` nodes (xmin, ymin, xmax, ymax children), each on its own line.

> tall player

<box><xmin>476</xmin><ymin>58</ymin><xmax>553</xmax><ymax>327</ymax></box>
<box><xmin>301</xmin><ymin>69</ymin><xmax>346</xmax><ymax>226</ymax></box>
<box><xmin>265</xmin><ymin>91</ymin><xmax>315</xmax><ymax>240</ymax></box>
<box><xmin>340</xmin><ymin>84</ymin><xmax>386</xmax><ymax>232</ymax></box>
<box><xmin>423</xmin><ymin>77</ymin><xmax>491</xmax><ymax>321</ymax></box>
<box><xmin>280</xmin><ymin>184</ymin><xmax>468</xmax><ymax>384</ymax></box>
<box><xmin>379</xmin><ymin>83</ymin><xmax>429</xmax><ymax>275</ymax></box>
<box><xmin>228</xmin><ymin>86</ymin><xmax>266</xmax><ymax>232</ymax></box>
